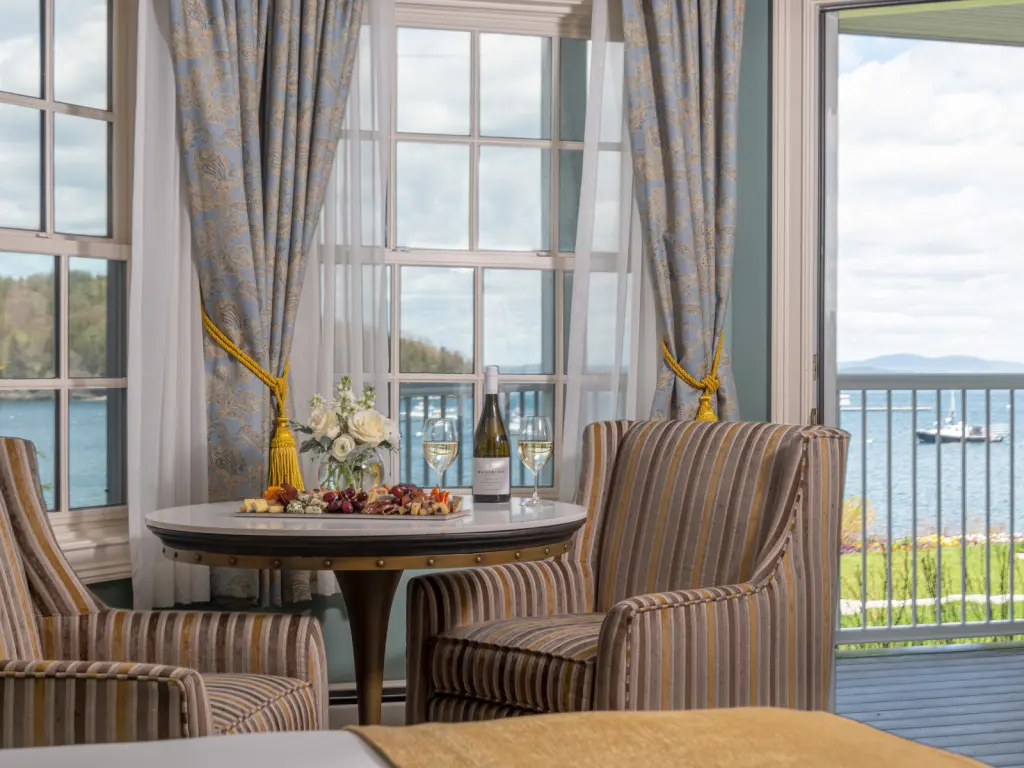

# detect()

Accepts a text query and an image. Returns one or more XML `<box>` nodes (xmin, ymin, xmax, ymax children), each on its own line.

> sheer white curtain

<box><xmin>291</xmin><ymin>0</ymin><xmax>394</xmax><ymax>595</ymax></box>
<box><xmin>127</xmin><ymin>0</ymin><xmax>210</xmax><ymax>610</ymax></box>
<box><xmin>559</xmin><ymin>0</ymin><xmax>655</xmax><ymax>500</ymax></box>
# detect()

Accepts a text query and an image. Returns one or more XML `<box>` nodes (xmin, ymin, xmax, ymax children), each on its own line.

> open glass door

<box><xmin>821</xmin><ymin>0</ymin><xmax>1024</xmax><ymax>646</ymax></box>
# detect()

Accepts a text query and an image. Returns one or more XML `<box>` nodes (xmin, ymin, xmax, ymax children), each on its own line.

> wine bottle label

<box><xmin>473</xmin><ymin>458</ymin><xmax>510</xmax><ymax>495</ymax></box>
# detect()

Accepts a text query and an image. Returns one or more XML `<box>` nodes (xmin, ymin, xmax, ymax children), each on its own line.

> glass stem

<box><xmin>532</xmin><ymin>472</ymin><xmax>540</xmax><ymax>503</ymax></box>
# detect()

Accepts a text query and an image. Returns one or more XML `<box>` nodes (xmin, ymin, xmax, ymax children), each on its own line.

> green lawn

<box><xmin>838</xmin><ymin>542</ymin><xmax>1024</xmax><ymax>647</ymax></box>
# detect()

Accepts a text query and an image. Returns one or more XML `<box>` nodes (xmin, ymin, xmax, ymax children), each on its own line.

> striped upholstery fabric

<box><xmin>0</xmin><ymin>492</ymin><xmax>41</xmax><ymax>660</ymax></box>
<box><xmin>406</xmin><ymin>421</ymin><xmax>629</xmax><ymax>724</ymax></box>
<box><xmin>0</xmin><ymin>436</ymin><xmax>329</xmax><ymax>745</ymax></box>
<box><xmin>406</xmin><ymin>422</ymin><xmax>849</xmax><ymax>722</ymax></box>
<box><xmin>432</xmin><ymin>614</ymin><xmax>603</xmax><ymax>713</ymax></box>
<box><xmin>428</xmin><ymin>695</ymin><xmax>533</xmax><ymax>722</ymax></box>
<box><xmin>0</xmin><ymin>659</ymin><xmax>213</xmax><ymax>744</ymax></box>
<box><xmin>596</xmin><ymin>422</ymin><xmax>806</xmax><ymax>609</ymax></box>
<box><xmin>205</xmin><ymin>674</ymin><xmax>316</xmax><ymax>733</ymax></box>
<box><xmin>0</xmin><ymin>439</ymin><xmax>101</xmax><ymax>615</ymax></box>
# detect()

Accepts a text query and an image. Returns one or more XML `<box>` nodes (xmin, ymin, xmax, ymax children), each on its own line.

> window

<box><xmin>386</xmin><ymin>25</ymin><xmax>611</xmax><ymax>493</ymax></box>
<box><xmin>0</xmin><ymin>0</ymin><xmax>132</xmax><ymax>577</ymax></box>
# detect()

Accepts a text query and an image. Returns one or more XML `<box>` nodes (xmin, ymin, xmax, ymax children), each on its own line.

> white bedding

<box><xmin>3</xmin><ymin>731</ymin><xmax>390</xmax><ymax>768</ymax></box>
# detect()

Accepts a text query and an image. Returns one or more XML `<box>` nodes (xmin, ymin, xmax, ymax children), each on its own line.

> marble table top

<box><xmin>146</xmin><ymin>498</ymin><xmax>587</xmax><ymax>539</ymax></box>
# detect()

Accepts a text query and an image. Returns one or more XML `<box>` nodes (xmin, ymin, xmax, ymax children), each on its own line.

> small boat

<box><xmin>916</xmin><ymin>392</ymin><xmax>1003</xmax><ymax>444</ymax></box>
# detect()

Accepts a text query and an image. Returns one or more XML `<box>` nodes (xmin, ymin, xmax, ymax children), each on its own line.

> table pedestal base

<box><xmin>336</xmin><ymin>569</ymin><xmax>404</xmax><ymax>726</ymax></box>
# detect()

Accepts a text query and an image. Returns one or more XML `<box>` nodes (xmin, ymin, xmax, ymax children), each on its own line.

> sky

<box><xmin>837</xmin><ymin>32</ymin><xmax>1024</xmax><ymax>365</ymax></box>
<box><xmin>0</xmin><ymin>0</ymin><xmax>109</xmax><ymax>247</ymax></box>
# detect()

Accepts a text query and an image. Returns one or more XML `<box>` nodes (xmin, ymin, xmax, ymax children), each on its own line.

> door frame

<box><xmin>770</xmin><ymin>0</ymin><xmax>927</xmax><ymax>426</ymax></box>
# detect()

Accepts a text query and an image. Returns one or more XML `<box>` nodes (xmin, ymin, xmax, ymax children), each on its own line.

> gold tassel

<box><xmin>662</xmin><ymin>334</ymin><xmax>725</xmax><ymax>422</ymax></box>
<box><xmin>695</xmin><ymin>392</ymin><xmax>717</xmax><ymax>422</ymax></box>
<box><xmin>201</xmin><ymin>305</ymin><xmax>304</xmax><ymax>490</ymax></box>
<box><xmin>269</xmin><ymin>417</ymin><xmax>304</xmax><ymax>491</ymax></box>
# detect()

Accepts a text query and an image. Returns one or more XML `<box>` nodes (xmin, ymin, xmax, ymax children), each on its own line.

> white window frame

<box><xmin>771</xmin><ymin>0</ymin><xmax>926</xmax><ymax>426</ymax></box>
<box><xmin>388</xmin><ymin>0</ymin><xmax>600</xmax><ymax>496</ymax></box>
<box><xmin>0</xmin><ymin>0</ymin><xmax>136</xmax><ymax>583</ymax></box>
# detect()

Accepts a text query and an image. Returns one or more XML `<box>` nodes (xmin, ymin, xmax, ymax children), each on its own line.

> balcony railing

<box><xmin>837</xmin><ymin>372</ymin><xmax>1024</xmax><ymax>643</ymax></box>
<box><xmin>397</xmin><ymin>384</ymin><xmax>554</xmax><ymax>490</ymax></box>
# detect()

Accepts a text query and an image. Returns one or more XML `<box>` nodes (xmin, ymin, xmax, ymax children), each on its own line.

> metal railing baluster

<box><xmin>937</xmin><ymin>388</ymin><xmax>943</xmax><ymax>627</ymax></box>
<box><xmin>912</xmin><ymin>388</ymin><xmax>918</xmax><ymax>627</ymax></box>
<box><xmin>887</xmin><ymin>389</ymin><xmax>893</xmax><ymax>628</ymax></box>
<box><xmin>861</xmin><ymin>389</ymin><xmax>868</xmax><ymax>630</ymax></box>
<box><xmin>985</xmin><ymin>389</ymin><xmax>991</xmax><ymax>624</ymax></box>
<box><xmin>961</xmin><ymin>388</ymin><xmax>967</xmax><ymax>625</ymax></box>
<box><xmin>1012</xmin><ymin>389</ymin><xmax>1016</xmax><ymax>624</ymax></box>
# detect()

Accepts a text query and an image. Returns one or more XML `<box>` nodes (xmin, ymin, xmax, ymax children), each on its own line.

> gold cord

<box><xmin>201</xmin><ymin>305</ymin><xmax>304</xmax><ymax>491</ymax></box>
<box><xmin>661</xmin><ymin>333</ymin><xmax>724</xmax><ymax>422</ymax></box>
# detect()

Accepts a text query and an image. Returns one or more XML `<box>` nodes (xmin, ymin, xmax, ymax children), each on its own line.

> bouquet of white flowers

<box><xmin>291</xmin><ymin>377</ymin><xmax>399</xmax><ymax>490</ymax></box>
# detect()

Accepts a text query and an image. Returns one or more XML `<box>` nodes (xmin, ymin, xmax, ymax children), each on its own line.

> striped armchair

<box><xmin>407</xmin><ymin>421</ymin><xmax>849</xmax><ymax>723</ymax></box>
<box><xmin>0</xmin><ymin>437</ymin><xmax>328</xmax><ymax>746</ymax></box>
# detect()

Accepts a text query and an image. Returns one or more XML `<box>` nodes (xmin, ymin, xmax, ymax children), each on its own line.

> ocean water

<box><xmin>10</xmin><ymin>388</ymin><xmax>1013</xmax><ymax>531</ymax></box>
<box><xmin>0</xmin><ymin>398</ymin><xmax>117</xmax><ymax>510</ymax></box>
<box><xmin>841</xmin><ymin>389</ymin><xmax>1023</xmax><ymax>540</ymax></box>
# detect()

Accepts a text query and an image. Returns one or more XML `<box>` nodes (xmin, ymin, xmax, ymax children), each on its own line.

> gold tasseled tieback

<box><xmin>661</xmin><ymin>333</ymin><xmax>724</xmax><ymax>422</ymax></box>
<box><xmin>201</xmin><ymin>305</ymin><xmax>304</xmax><ymax>491</ymax></box>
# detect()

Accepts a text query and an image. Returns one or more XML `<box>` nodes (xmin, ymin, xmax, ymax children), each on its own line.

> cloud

<box><xmin>837</xmin><ymin>35</ymin><xmax>1024</xmax><ymax>364</ymax></box>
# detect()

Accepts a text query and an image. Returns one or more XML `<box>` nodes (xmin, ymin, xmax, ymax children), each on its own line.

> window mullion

<box><xmin>469</xmin><ymin>30</ymin><xmax>480</xmax><ymax>253</ymax></box>
<box><xmin>58</xmin><ymin>250</ymin><xmax>69</xmax><ymax>514</ymax></box>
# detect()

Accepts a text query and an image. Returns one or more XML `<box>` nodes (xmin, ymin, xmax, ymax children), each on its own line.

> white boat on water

<box><xmin>916</xmin><ymin>392</ymin><xmax>1003</xmax><ymax>444</ymax></box>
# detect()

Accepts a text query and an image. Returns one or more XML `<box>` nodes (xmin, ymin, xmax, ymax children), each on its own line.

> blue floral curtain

<box><xmin>170</xmin><ymin>0</ymin><xmax>362</xmax><ymax>603</ymax></box>
<box><xmin>622</xmin><ymin>0</ymin><xmax>745</xmax><ymax>420</ymax></box>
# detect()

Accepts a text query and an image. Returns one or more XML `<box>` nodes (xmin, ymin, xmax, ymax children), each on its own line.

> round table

<box><xmin>145</xmin><ymin>498</ymin><xmax>587</xmax><ymax>726</ymax></box>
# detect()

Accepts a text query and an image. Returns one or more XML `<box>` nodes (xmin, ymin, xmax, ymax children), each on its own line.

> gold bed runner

<box><xmin>349</xmin><ymin>709</ymin><xmax>983</xmax><ymax>768</ymax></box>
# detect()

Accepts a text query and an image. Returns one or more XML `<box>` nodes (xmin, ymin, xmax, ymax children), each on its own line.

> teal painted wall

<box><xmin>91</xmin><ymin>2</ymin><xmax>773</xmax><ymax>686</ymax></box>
<box><xmin>733</xmin><ymin>0</ymin><xmax>772</xmax><ymax>422</ymax></box>
<box><xmin>90</xmin><ymin>578</ymin><xmax>133</xmax><ymax>609</ymax></box>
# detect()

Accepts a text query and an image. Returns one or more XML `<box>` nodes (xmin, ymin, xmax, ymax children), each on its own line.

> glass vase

<box><xmin>319</xmin><ymin>452</ymin><xmax>384</xmax><ymax>493</ymax></box>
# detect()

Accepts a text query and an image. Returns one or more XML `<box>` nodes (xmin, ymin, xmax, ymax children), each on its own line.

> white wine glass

<box><xmin>423</xmin><ymin>417</ymin><xmax>459</xmax><ymax>490</ymax></box>
<box><xmin>517</xmin><ymin>416</ymin><xmax>553</xmax><ymax>507</ymax></box>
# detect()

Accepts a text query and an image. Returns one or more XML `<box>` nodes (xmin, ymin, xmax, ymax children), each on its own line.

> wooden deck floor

<box><xmin>836</xmin><ymin>648</ymin><xmax>1024</xmax><ymax>767</ymax></box>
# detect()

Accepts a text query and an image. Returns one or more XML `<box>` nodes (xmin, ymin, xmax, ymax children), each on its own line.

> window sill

<box><xmin>50</xmin><ymin>507</ymin><xmax>131</xmax><ymax>584</ymax></box>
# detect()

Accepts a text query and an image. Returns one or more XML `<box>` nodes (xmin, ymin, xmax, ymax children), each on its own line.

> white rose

<box><xmin>308</xmin><ymin>407</ymin><xmax>330</xmax><ymax>438</ymax></box>
<box><xmin>331</xmin><ymin>434</ymin><xmax>356</xmax><ymax>462</ymax></box>
<box><xmin>349</xmin><ymin>409</ymin><xmax>386</xmax><ymax>446</ymax></box>
<box><xmin>382</xmin><ymin>416</ymin><xmax>400</xmax><ymax>446</ymax></box>
<box><xmin>325</xmin><ymin>412</ymin><xmax>342</xmax><ymax>440</ymax></box>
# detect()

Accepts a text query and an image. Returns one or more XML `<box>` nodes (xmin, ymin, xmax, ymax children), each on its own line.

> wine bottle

<box><xmin>473</xmin><ymin>365</ymin><xmax>510</xmax><ymax>503</ymax></box>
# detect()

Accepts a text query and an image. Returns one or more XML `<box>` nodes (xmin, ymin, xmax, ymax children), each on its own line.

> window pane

<box><xmin>0</xmin><ymin>252</ymin><xmax>56</xmax><ymax>379</ymax></box>
<box><xmin>396</xmin><ymin>142</ymin><xmax>469</xmax><ymax>249</ymax></box>
<box><xmin>479</xmin><ymin>146</ymin><xmax>549</xmax><ymax>251</ymax></box>
<box><xmin>502</xmin><ymin>384</ymin><xmax>555</xmax><ymax>488</ymax></box>
<box><xmin>559</xmin><ymin>39</ymin><xmax>625</xmax><ymax>143</ymax></box>
<box><xmin>0</xmin><ymin>0</ymin><xmax>41</xmax><ymax>98</ymax></box>
<box><xmin>398</xmin><ymin>382</ymin><xmax>473</xmax><ymax>489</ymax></box>
<box><xmin>70</xmin><ymin>387</ymin><xmax>125</xmax><ymax>509</ymax></box>
<box><xmin>400</xmin><ymin>267</ymin><xmax>473</xmax><ymax>373</ymax></box>
<box><xmin>483</xmin><ymin>269</ymin><xmax>554</xmax><ymax>374</ymax></box>
<box><xmin>397</xmin><ymin>28</ymin><xmax>470</xmax><ymax>135</ymax></box>
<box><xmin>69</xmin><ymin>257</ymin><xmax>126</xmax><ymax>378</ymax></box>
<box><xmin>54</xmin><ymin>0</ymin><xmax>108</xmax><ymax>110</ymax></box>
<box><xmin>55</xmin><ymin>114</ymin><xmax>109</xmax><ymax>236</ymax></box>
<box><xmin>0</xmin><ymin>104</ymin><xmax>42</xmax><ymax>231</ymax></box>
<box><xmin>480</xmin><ymin>34</ymin><xmax>551</xmax><ymax>139</ymax></box>
<box><xmin>0</xmin><ymin>390</ymin><xmax>56</xmax><ymax>509</ymax></box>
<box><xmin>558</xmin><ymin>149</ymin><xmax>623</xmax><ymax>253</ymax></box>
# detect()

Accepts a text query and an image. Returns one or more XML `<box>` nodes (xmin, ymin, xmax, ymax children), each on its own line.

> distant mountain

<box><xmin>838</xmin><ymin>354</ymin><xmax>1024</xmax><ymax>374</ymax></box>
